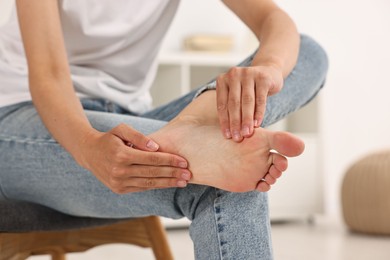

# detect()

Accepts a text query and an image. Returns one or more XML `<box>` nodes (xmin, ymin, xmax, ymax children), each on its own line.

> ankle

<box><xmin>177</xmin><ymin>91</ymin><xmax>219</xmax><ymax>126</ymax></box>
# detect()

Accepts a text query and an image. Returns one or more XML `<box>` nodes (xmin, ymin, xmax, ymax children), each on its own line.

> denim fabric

<box><xmin>0</xmin><ymin>35</ymin><xmax>327</xmax><ymax>260</ymax></box>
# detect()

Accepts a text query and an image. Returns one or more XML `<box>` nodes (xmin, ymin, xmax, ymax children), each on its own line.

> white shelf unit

<box><xmin>150</xmin><ymin>52</ymin><xmax>246</xmax><ymax>107</ymax></box>
<box><xmin>150</xmin><ymin>52</ymin><xmax>323</xmax><ymax>227</ymax></box>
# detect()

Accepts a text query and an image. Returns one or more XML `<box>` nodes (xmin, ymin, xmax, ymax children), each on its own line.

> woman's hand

<box><xmin>78</xmin><ymin>124</ymin><xmax>191</xmax><ymax>194</ymax></box>
<box><xmin>216</xmin><ymin>65</ymin><xmax>283</xmax><ymax>142</ymax></box>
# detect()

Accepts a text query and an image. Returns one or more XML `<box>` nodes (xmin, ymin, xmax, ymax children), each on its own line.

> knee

<box><xmin>299</xmin><ymin>34</ymin><xmax>329</xmax><ymax>86</ymax></box>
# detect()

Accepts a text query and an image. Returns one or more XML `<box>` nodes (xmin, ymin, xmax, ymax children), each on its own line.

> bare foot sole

<box><xmin>150</xmin><ymin>116</ymin><xmax>304</xmax><ymax>192</ymax></box>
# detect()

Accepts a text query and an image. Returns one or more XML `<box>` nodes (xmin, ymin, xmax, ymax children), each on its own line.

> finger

<box><xmin>123</xmin><ymin>177</ymin><xmax>187</xmax><ymax>189</ymax></box>
<box><xmin>111</xmin><ymin>123</ymin><xmax>160</xmax><ymax>152</ymax></box>
<box><xmin>113</xmin><ymin>165</ymin><xmax>191</xmax><ymax>181</ymax></box>
<box><xmin>263</xmin><ymin>173</ymin><xmax>276</xmax><ymax>185</ymax></box>
<box><xmin>271</xmin><ymin>152</ymin><xmax>288</xmax><ymax>172</ymax></box>
<box><xmin>241</xmin><ymin>76</ymin><xmax>255</xmax><ymax>137</ymax></box>
<box><xmin>112</xmin><ymin>186</ymin><xmax>155</xmax><ymax>194</ymax></box>
<box><xmin>254</xmin><ymin>79</ymin><xmax>269</xmax><ymax>128</ymax></box>
<box><xmin>227</xmin><ymin>70</ymin><xmax>243</xmax><ymax>142</ymax></box>
<box><xmin>256</xmin><ymin>180</ymin><xmax>271</xmax><ymax>192</ymax></box>
<box><xmin>118</xmin><ymin>184</ymin><xmax>191</xmax><ymax>194</ymax></box>
<box><xmin>130</xmin><ymin>149</ymin><xmax>188</xmax><ymax>168</ymax></box>
<box><xmin>216</xmin><ymin>75</ymin><xmax>231</xmax><ymax>139</ymax></box>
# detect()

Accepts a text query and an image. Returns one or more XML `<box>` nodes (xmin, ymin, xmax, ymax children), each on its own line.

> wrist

<box><xmin>252</xmin><ymin>56</ymin><xmax>284</xmax><ymax>73</ymax></box>
<box><xmin>71</xmin><ymin>127</ymin><xmax>102</xmax><ymax>169</ymax></box>
<box><xmin>251</xmin><ymin>63</ymin><xmax>284</xmax><ymax>96</ymax></box>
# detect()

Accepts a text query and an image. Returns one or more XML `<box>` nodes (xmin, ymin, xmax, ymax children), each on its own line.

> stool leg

<box><xmin>33</xmin><ymin>248</ymin><xmax>66</xmax><ymax>260</ymax></box>
<box><xmin>50</xmin><ymin>251</ymin><xmax>66</xmax><ymax>260</ymax></box>
<box><xmin>143</xmin><ymin>216</ymin><xmax>174</xmax><ymax>260</ymax></box>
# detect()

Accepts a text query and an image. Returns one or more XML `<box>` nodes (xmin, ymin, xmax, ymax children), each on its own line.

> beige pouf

<box><xmin>341</xmin><ymin>151</ymin><xmax>390</xmax><ymax>235</ymax></box>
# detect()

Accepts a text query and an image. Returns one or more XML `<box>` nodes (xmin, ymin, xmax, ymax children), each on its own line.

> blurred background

<box><xmin>156</xmin><ymin>0</ymin><xmax>390</xmax><ymax>221</ymax></box>
<box><xmin>1</xmin><ymin>0</ymin><xmax>390</xmax><ymax>259</ymax></box>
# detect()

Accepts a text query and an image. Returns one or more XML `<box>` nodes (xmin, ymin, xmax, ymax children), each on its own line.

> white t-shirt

<box><xmin>0</xmin><ymin>0</ymin><xmax>179</xmax><ymax>113</ymax></box>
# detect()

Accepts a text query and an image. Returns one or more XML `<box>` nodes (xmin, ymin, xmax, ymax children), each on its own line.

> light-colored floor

<box><xmin>30</xmin><ymin>216</ymin><xmax>390</xmax><ymax>260</ymax></box>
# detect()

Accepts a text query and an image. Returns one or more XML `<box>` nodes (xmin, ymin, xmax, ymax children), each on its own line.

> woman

<box><xmin>0</xmin><ymin>0</ymin><xmax>328</xmax><ymax>259</ymax></box>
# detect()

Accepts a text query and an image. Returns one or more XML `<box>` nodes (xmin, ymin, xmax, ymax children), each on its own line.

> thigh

<box><xmin>0</xmin><ymin>102</ymin><xmax>183</xmax><ymax>219</ymax></box>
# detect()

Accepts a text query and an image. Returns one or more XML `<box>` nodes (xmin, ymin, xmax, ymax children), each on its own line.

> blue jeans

<box><xmin>0</xmin><ymin>35</ymin><xmax>328</xmax><ymax>260</ymax></box>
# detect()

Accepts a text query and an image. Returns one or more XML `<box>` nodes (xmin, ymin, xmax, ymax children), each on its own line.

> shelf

<box><xmin>158</xmin><ymin>51</ymin><xmax>249</xmax><ymax>66</ymax></box>
<box><xmin>151</xmin><ymin>51</ymin><xmax>253</xmax><ymax>106</ymax></box>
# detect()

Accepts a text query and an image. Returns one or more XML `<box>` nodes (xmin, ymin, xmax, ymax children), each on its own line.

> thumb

<box><xmin>110</xmin><ymin>123</ymin><xmax>159</xmax><ymax>152</ymax></box>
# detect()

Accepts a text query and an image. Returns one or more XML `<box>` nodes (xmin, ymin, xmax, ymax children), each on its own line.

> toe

<box><xmin>256</xmin><ymin>180</ymin><xmax>271</xmax><ymax>192</ymax></box>
<box><xmin>271</xmin><ymin>153</ymin><xmax>288</xmax><ymax>172</ymax></box>
<box><xmin>264</xmin><ymin>173</ymin><xmax>276</xmax><ymax>185</ymax></box>
<box><xmin>268</xmin><ymin>131</ymin><xmax>305</xmax><ymax>157</ymax></box>
<box><xmin>269</xmin><ymin>165</ymin><xmax>283</xmax><ymax>179</ymax></box>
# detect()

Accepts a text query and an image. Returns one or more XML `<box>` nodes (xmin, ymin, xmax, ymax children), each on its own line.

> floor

<box><xmin>29</xmin><ymin>216</ymin><xmax>390</xmax><ymax>260</ymax></box>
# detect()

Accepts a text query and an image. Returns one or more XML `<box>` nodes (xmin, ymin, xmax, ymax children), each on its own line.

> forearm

<box><xmin>29</xmin><ymin>74</ymin><xmax>97</xmax><ymax>165</ymax></box>
<box><xmin>251</xmin><ymin>9</ymin><xmax>300</xmax><ymax>78</ymax></box>
<box><xmin>16</xmin><ymin>0</ymin><xmax>97</xmax><ymax>165</ymax></box>
<box><xmin>223</xmin><ymin>0</ymin><xmax>299</xmax><ymax>78</ymax></box>
<box><xmin>217</xmin><ymin>0</ymin><xmax>301</xmax><ymax>137</ymax></box>
<box><xmin>14</xmin><ymin>0</ymin><xmax>192</xmax><ymax>192</ymax></box>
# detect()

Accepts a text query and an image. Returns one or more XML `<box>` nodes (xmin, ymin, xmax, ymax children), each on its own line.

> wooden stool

<box><xmin>0</xmin><ymin>201</ymin><xmax>174</xmax><ymax>260</ymax></box>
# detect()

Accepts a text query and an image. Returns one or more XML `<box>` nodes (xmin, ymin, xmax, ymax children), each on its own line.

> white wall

<box><xmin>283</xmin><ymin>0</ymin><xmax>390</xmax><ymax>218</ymax></box>
<box><xmin>161</xmin><ymin>0</ymin><xmax>255</xmax><ymax>53</ymax></box>
<box><xmin>276</xmin><ymin>0</ymin><xmax>390</xmax><ymax>218</ymax></box>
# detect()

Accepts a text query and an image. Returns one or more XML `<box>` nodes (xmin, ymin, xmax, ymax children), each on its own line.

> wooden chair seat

<box><xmin>0</xmin><ymin>200</ymin><xmax>173</xmax><ymax>260</ymax></box>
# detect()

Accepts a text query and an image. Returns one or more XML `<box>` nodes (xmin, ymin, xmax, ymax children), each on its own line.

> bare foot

<box><xmin>150</xmin><ymin>116</ymin><xmax>304</xmax><ymax>192</ymax></box>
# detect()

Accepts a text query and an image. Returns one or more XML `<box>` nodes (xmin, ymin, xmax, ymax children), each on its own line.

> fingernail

<box><xmin>146</xmin><ymin>140</ymin><xmax>159</xmax><ymax>150</ymax></box>
<box><xmin>181</xmin><ymin>172</ymin><xmax>191</xmax><ymax>180</ymax></box>
<box><xmin>233</xmin><ymin>131</ymin><xmax>241</xmax><ymax>141</ymax></box>
<box><xmin>242</xmin><ymin>126</ymin><xmax>250</xmax><ymax>136</ymax></box>
<box><xmin>254</xmin><ymin>120</ymin><xmax>259</xmax><ymax>127</ymax></box>
<box><xmin>225</xmin><ymin>129</ymin><xmax>232</xmax><ymax>139</ymax></box>
<box><xmin>178</xmin><ymin>161</ymin><xmax>187</xmax><ymax>168</ymax></box>
<box><xmin>177</xmin><ymin>180</ymin><xmax>187</xmax><ymax>187</ymax></box>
